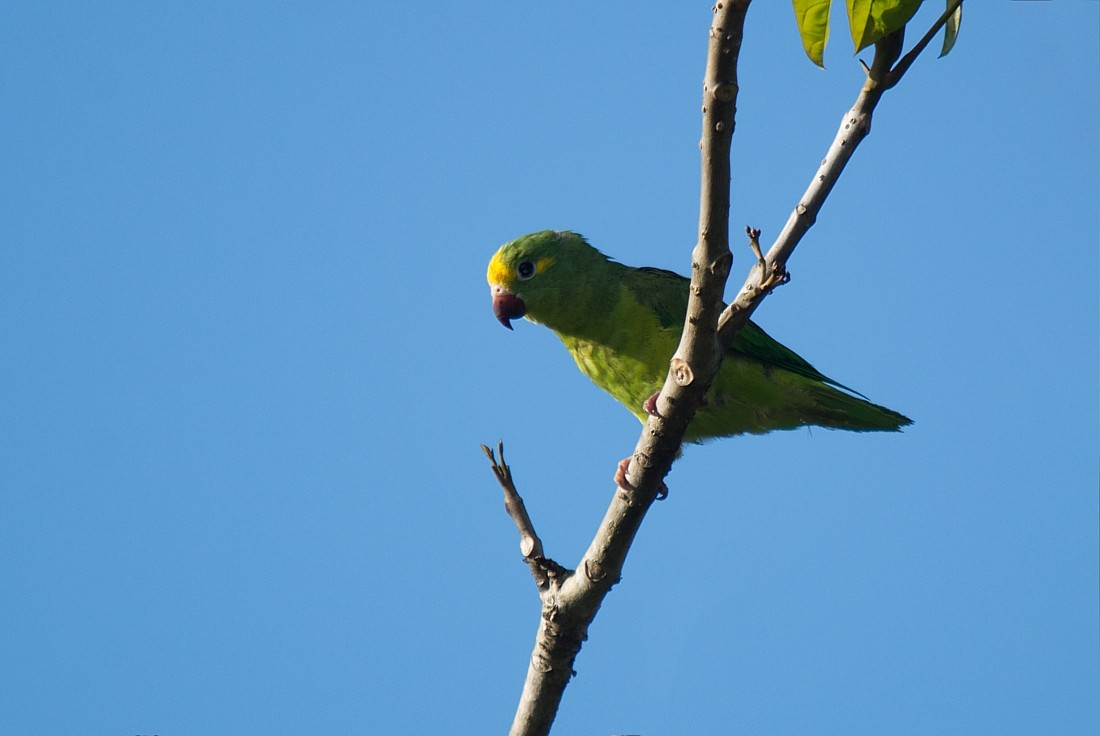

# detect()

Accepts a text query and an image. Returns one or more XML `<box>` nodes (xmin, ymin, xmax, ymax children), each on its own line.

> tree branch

<box><xmin>499</xmin><ymin>5</ymin><xmax>750</xmax><ymax>734</ymax></box>
<box><xmin>717</xmin><ymin>0</ymin><xmax>963</xmax><ymax>345</ymax></box>
<box><xmin>886</xmin><ymin>0</ymin><xmax>965</xmax><ymax>90</ymax></box>
<box><xmin>482</xmin><ymin>442</ymin><xmax>570</xmax><ymax>591</ymax></box>
<box><xmin>492</xmin><ymin>3</ymin><xmax>959</xmax><ymax>733</ymax></box>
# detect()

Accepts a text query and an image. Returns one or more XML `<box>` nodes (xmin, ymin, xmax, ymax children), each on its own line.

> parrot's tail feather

<box><xmin>804</xmin><ymin>384</ymin><xmax>912</xmax><ymax>432</ymax></box>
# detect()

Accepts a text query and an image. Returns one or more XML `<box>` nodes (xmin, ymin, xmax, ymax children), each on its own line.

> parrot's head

<box><xmin>487</xmin><ymin>230</ymin><xmax>609</xmax><ymax>331</ymax></box>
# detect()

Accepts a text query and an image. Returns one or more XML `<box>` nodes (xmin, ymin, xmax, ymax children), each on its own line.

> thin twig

<box><xmin>481</xmin><ymin>441</ymin><xmax>544</xmax><ymax>561</ymax></box>
<box><xmin>481</xmin><ymin>442</ymin><xmax>568</xmax><ymax>591</ymax></box>
<box><xmin>886</xmin><ymin>0</ymin><xmax>964</xmax><ymax>89</ymax></box>
<box><xmin>717</xmin><ymin>2</ymin><xmax>960</xmax><ymax>345</ymax></box>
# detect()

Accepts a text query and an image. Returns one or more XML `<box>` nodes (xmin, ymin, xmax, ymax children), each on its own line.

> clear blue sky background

<box><xmin>2</xmin><ymin>2</ymin><xmax>1097</xmax><ymax>734</ymax></box>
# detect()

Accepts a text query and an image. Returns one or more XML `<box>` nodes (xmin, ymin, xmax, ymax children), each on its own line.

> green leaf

<box><xmin>939</xmin><ymin>1</ymin><xmax>962</xmax><ymax>58</ymax></box>
<box><xmin>847</xmin><ymin>0</ymin><xmax>924</xmax><ymax>52</ymax></box>
<box><xmin>792</xmin><ymin>0</ymin><xmax>832</xmax><ymax>67</ymax></box>
<box><xmin>847</xmin><ymin>0</ymin><xmax>873</xmax><ymax>51</ymax></box>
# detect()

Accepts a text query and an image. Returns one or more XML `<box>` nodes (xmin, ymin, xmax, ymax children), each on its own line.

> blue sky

<box><xmin>1</xmin><ymin>2</ymin><xmax>1097</xmax><ymax>734</ymax></box>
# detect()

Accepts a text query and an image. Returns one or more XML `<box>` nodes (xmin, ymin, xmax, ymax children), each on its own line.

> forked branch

<box><xmin>490</xmin><ymin>5</ymin><xmax>750</xmax><ymax>735</ymax></box>
<box><xmin>488</xmin><ymin>2</ymin><xmax>961</xmax><ymax>734</ymax></box>
<box><xmin>718</xmin><ymin>0</ymin><xmax>965</xmax><ymax>344</ymax></box>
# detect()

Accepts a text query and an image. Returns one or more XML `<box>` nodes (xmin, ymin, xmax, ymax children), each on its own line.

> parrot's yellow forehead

<box><xmin>486</xmin><ymin>248</ymin><xmax>554</xmax><ymax>287</ymax></box>
<box><xmin>487</xmin><ymin>251</ymin><xmax>512</xmax><ymax>287</ymax></box>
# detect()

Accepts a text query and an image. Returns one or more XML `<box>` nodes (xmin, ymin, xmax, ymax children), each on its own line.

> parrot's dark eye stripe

<box><xmin>517</xmin><ymin>260</ymin><xmax>536</xmax><ymax>280</ymax></box>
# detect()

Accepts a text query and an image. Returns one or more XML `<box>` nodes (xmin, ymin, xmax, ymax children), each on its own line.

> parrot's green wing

<box><xmin>625</xmin><ymin>267</ymin><xmax>690</xmax><ymax>331</ymax></box>
<box><xmin>623</xmin><ymin>266</ymin><xmax>860</xmax><ymax>394</ymax></box>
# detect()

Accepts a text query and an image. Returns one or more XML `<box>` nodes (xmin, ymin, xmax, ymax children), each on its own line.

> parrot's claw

<box><xmin>645</xmin><ymin>390</ymin><xmax>707</xmax><ymax>416</ymax></box>
<box><xmin>614</xmin><ymin>456</ymin><xmax>668</xmax><ymax>500</ymax></box>
<box><xmin>614</xmin><ymin>457</ymin><xmax>632</xmax><ymax>490</ymax></box>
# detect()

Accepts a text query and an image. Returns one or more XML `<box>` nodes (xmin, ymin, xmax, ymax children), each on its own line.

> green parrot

<box><xmin>487</xmin><ymin>230</ymin><xmax>911</xmax><ymax>447</ymax></box>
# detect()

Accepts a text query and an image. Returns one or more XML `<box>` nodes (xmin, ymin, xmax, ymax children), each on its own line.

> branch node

<box><xmin>710</xmin><ymin>250</ymin><xmax>733</xmax><ymax>278</ymax></box>
<box><xmin>671</xmin><ymin>358</ymin><xmax>695</xmax><ymax>387</ymax></box>
<box><xmin>583</xmin><ymin>558</ymin><xmax>606</xmax><ymax>583</ymax></box>
<box><xmin>531</xmin><ymin>654</ymin><xmax>553</xmax><ymax>675</ymax></box>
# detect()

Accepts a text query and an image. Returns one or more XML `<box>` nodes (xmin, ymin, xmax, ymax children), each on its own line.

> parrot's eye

<box><xmin>517</xmin><ymin>260</ymin><xmax>536</xmax><ymax>280</ymax></box>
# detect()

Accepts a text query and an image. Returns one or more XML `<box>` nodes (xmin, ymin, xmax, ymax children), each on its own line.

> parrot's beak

<box><xmin>491</xmin><ymin>287</ymin><xmax>526</xmax><ymax>330</ymax></box>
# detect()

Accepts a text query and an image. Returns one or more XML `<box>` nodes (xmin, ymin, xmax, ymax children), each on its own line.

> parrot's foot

<box><xmin>614</xmin><ymin>456</ymin><xmax>632</xmax><ymax>489</ymax></box>
<box><xmin>643</xmin><ymin>390</ymin><xmax>708</xmax><ymax>417</ymax></box>
<box><xmin>614</xmin><ymin>456</ymin><xmax>668</xmax><ymax>500</ymax></box>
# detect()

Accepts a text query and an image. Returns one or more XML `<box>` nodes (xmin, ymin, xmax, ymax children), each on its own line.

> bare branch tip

<box><xmin>746</xmin><ymin>226</ymin><xmax>767</xmax><ymax>278</ymax></box>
